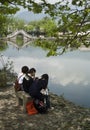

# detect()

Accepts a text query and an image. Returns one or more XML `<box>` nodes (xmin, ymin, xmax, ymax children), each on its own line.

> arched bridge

<box><xmin>6</xmin><ymin>29</ymin><xmax>56</xmax><ymax>41</ymax></box>
<box><xmin>7</xmin><ymin>30</ymin><xmax>33</xmax><ymax>41</ymax></box>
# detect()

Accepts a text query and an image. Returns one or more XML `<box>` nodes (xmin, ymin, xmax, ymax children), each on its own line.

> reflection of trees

<box><xmin>16</xmin><ymin>34</ymin><xmax>24</xmax><ymax>46</ymax></box>
<box><xmin>0</xmin><ymin>40</ymin><xmax>8</xmax><ymax>51</ymax></box>
<box><xmin>7</xmin><ymin>40</ymin><xmax>33</xmax><ymax>50</ymax></box>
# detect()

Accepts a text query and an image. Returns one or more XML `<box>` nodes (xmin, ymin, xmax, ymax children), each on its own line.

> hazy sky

<box><xmin>34</xmin><ymin>0</ymin><xmax>60</xmax><ymax>4</ymax></box>
<box><xmin>34</xmin><ymin>0</ymin><xmax>72</xmax><ymax>4</ymax></box>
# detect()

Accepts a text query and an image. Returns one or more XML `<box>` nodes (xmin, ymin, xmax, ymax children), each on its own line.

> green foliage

<box><xmin>0</xmin><ymin>54</ymin><xmax>16</xmax><ymax>87</ymax></box>
<box><xmin>16</xmin><ymin>34</ymin><xmax>24</xmax><ymax>46</ymax></box>
<box><xmin>0</xmin><ymin>40</ymin><xmax>8</xmax><ymax>51</ymax></box>
<box><xmin>0</xmin><ymin>0</ymin><xmax>90</xmax><ymax>55</ymax></box>
<box><xmin>0</xmin><ymin>14</ymin><xmax>8</xmax><ymax>36</ymax></box>
<box><xmin>49</xmin><ymin>0</ymin><xmax>90</xmax><ymax>54</ymax></box>
<box><xmin>34</xmin><ymin>39</ymin><xmax>58</xmax><ymax>56</ymax></box>
<box><xmin>28</xmin><ymin>17</ymin><xmax>57</xmax><ymax>36</ymax></box>
<box><xmin>12</xmin><ymin>18</ymin><xmax>25</xmax><ymax>30</ymax></box>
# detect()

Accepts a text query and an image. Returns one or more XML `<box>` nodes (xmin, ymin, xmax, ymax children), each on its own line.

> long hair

<box><xmin>41</xmin><ymin>74</ymin><xmax>49</xmax><ymax>85</ymax></box>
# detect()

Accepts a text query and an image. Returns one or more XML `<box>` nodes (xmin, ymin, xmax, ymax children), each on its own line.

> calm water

<box><xmin>1</xmin><ymin>41</ymin><xmax>90</xmax><ymax>108</ymax></box>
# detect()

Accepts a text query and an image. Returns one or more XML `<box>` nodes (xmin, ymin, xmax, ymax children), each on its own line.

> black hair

<box><xmin>41</xmin><ymin>74</ymin><xmax>49</xmax><ymax>84</ymax></box>
<box><xmin>41</xmin><ymin>74</ymin><xmax>49</xmax><ymax>79</ymax></box>
<box><xmin>29</xmin><ymin>68</ymin><xmax>36</xmax><ymax>73</ymax></box>
<box><xmin>21</xmin><ymin>66</ymin><xmax>29</xmax><ymax>74</ymax></box>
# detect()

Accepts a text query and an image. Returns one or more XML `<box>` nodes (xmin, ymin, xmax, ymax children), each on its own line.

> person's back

<box><xmin>29</xmin><ymin>74</ymin><xmax>49</xmax><ymax>100</ymax></box>
<box><xmin>18</xmin><ymin>66</ymin><xmax>29</xmax><ymax>91</ymax></box>
<box><xmin>29</xmin><ymin>78</ymin><xmax>39</xmax><ymax>97</ymax></box>
<box><xmin>23</xmin><ymin>74</ymin><xmax>33</xmax><ymax>93</ymax></box>
<box><xmin>29</xmin><ymin>74</ymin><xmax>51</xmax><ymax>113</ymax></box>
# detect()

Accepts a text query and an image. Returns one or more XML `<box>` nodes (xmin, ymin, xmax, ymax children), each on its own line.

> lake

<box><xmin>1</xmin><ymin>41</ymin><xmax>90</xmax><ymax>108</ymax></box>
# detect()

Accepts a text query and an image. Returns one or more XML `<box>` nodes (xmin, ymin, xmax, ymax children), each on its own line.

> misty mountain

<box><xmin>14</xmin><ymin>11</ymin><xmax>49</xmax><ymax>23</ymax></box>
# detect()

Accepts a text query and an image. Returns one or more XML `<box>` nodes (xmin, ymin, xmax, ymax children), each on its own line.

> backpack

<box><xmin>14</xmin><ymin>79</ymin><xmax>21</xmax><ymax>92</ymax></box>
<box><xmin>14</xmin><ymin>75</ymin><xmax>23</xmax><ymax>92</ymax></box>
<box><xmin>33</xmin><ymin>99</ymin><xmax>48</xmax><ymax>114</ymax></box>
<box><xmin>23</xmin><ymin>75</ymin><xmax>33</xmax><ymax>93</ymax></box>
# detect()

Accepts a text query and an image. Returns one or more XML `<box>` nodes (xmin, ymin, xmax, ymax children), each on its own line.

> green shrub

<box><xmin>0</xmin><ymin>55</ymin><xmax>16</xmax><ymax>88</ymax></box>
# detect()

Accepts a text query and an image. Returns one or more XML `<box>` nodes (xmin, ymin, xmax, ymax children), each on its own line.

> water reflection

<box><xmin>1</xmin><ymin>41</ymin><xmax>90</xmax><ymax>108</ymax></box>
<box><xmin>0</xmin><ymin>40</ymin><xmax>8</xmax><ymax>51</ymax></box>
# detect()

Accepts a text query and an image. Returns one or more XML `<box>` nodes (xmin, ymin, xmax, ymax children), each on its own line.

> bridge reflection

<box><xmin>7</xmin><ymin>40</ymin><xmax>33</xmax><ymax>50</ymax></box>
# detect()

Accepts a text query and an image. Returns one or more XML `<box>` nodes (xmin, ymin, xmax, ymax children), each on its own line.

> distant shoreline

<box><xmin>78</xmin><ymin>47</ymin><xmax>90</xmax><ymax>51</ymax></box>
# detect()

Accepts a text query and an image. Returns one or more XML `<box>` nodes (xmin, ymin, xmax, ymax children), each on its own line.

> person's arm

<box><xmin>18</xmin><ymin>75</ymin><xmax>24</xmax><ymax>84</ymax></box>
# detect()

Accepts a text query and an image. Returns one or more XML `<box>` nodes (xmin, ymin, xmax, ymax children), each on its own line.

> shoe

<box><xmin>48</xmin><ymin>107</ymin><xmax>54</xmax><ymax>111</ymax></box>
<box><xmin>50</xmin><ymin>107</ymin><xmax>54</xmax><ymax>110</ymax></box>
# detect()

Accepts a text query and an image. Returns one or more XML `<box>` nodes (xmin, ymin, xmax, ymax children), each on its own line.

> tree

<box><xmin>0</xmin><ymin>15</ymin><xmax>8</xmax><ymax>36</ymax></box>
<box><xmin>52</xmin><ymin>0</ymin><xmax>90</xmax><ymax>55</ymax></box>
<box><xmin>27</xmin><ymin>17</ymin><xmax>57</xmax><ymax>37</ymax></box>
<box><xmin>12</xmin><ymin>18</ymin><xmax>25</xmax><ymax>30</ymax></box>
<box><xmin>0</xmin><ymin>0</ymin><xmax>90</xmax><ymax>55</ymax></box>
<box><xmin>38</xmin><ymin>17</ymin><xmax>57</xmax><ymax>37</ymax></box>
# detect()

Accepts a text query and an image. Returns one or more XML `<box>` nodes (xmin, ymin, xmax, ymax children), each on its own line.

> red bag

<box><xmin>14</xmin><ymin>79</ymin><xmax>21</xmax><ymax>92</ymax></box>
<box><xmin>26</xmin><ymin>100</ymin><xmax>38</xmax><ymax>115</ymax></box>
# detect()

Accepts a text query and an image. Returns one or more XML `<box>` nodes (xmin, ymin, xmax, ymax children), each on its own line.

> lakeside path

<box><xmin>0</xmin><ymin>86</ymin><xmax>90</xmax><ymax>130</ymax></box>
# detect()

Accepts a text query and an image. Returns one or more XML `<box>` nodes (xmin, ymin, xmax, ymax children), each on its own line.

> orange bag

<box><xmin>26</xmin><ymin>100</ymin><xmax>38</xmax><ymax>115</ymax></box>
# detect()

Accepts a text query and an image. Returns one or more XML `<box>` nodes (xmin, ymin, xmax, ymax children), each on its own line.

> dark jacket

<box><xmin>23</xmin><ymin>75</ymin><xmax>33</xmax><ymax>93</ymax></box>
<box><xmin>29</xmin><ymin>78</ymin><xmax>47</xmax><ymax>99</ymax></box>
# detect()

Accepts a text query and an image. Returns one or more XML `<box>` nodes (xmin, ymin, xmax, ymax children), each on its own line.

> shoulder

<box><xmin>18</xmin><ymin>74</ymin><xmax>25</xmax><ymax>84</ymax></box>
<box><xmin>24</xmin><ymin>75</ymin><xmax>33</xmax><ymax>81</ymax></box>
<box><xmin>18</xmin><ymin>73</ymin><xmax>24</xmax><ymax>78</ymax></box>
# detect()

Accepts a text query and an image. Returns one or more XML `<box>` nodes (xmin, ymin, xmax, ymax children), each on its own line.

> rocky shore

<box><xmin>0</xmin><ymin>86</ymin><xmax>90</xmax><ymax>130</ymax></box>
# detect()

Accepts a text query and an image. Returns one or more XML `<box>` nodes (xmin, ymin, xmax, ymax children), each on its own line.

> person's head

<box><xmin>41</xmin><ymin>74</ymin><xmax>49</xmax><ymax>84</ymax></box>
<box><xmin>28</xmin><ymin>68</ymin><xmax>36</xmax><ymax>77</ymax></box>
<box><xmin>41</xmin><ymin>74</ymin><xmax>49</xmax><ymax>86</ymax></box>
<box><xmin>21</xmin><ymin>66</ymin><xmax>29</xmax><ymax>74</ymax></box>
